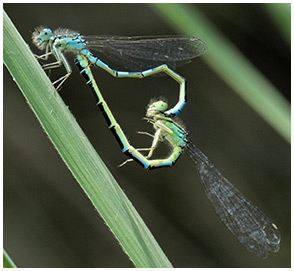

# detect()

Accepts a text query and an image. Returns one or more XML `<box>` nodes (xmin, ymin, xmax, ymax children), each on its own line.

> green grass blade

<box><xmin>3</xmin><ymin>10</ymin><xmax>172</xmax><ymax>268</ymax></box>
<box><xmin>150</xmin><ymin>3</ymin><xmax>290</xmax><ymax>144</ymax></box>
<box><xmin>264</xmin><ymin>3</ymin><xmax>291</xmax><ymax>45</ymax></box>
<box><xmin>3</xmin><ymin>249</ymin><xmax>17</xmax><ymax>268</ymax></box>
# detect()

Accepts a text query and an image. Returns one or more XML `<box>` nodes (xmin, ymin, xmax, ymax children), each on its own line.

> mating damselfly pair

<box><xmin>32</xmin><ymin>27</ymin><xmax>280</xmax><ymax>259</ymax></box>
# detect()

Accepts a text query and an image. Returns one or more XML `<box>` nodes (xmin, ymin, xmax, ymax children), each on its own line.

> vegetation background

<box><xmin>4</xmin><ymin>3</ymin><xmax>290</xmax><ymax>268</ymax></box>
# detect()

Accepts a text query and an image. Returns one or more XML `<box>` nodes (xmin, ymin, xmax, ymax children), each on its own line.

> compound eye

<box><xmin>157</xmin><ymin>101</ymin><xmax>168</xmax><ymax>111</ymax></box>
<box><xmin>40</xmin><ymin>28</ymin><xmax>52</xmax><ymax>40</ymax></box>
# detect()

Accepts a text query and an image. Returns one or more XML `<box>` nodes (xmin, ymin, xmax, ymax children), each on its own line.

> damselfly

<box><xmin>120</xmin><ymin>98</ymin><xmax>281</xmax><ymax>259</ymax></box>
<box><xmin>32</xmin><ymin>27</ymin><xmax>206</xmax><ymax>116</ymax></box>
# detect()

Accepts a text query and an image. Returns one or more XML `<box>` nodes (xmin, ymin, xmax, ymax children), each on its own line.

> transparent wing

<box><xmin>186</xmin><ymin>140</ymin><xmax>280</xmax><ymax>258</ymax></box>
<box><xmin>85</xmin><ymin>35</ymin><xmax>206</xmax><ymax>71</ymax></box>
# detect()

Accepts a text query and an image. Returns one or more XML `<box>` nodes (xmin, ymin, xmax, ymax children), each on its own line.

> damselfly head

<box><xmin>147</xmin><ymin>98</ymin><xmax>168</xmax><ymax>117</ymax></box>
<box><xmin>32</xmin><ymin>26</ymin><xmax>52</xmax><ymax>50</ymax></box>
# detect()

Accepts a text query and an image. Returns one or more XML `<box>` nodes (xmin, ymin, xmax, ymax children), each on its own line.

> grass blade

<box><xmin>150</xmin><ymin>3</ymin><xmax>290</xmax><ymax>144</ymax></box>
<box><xmin>3</xmin><ymin>249</ymin><xmax>17</xmax><ymax>268</ymax></box>
<box><xmin>264</xmin><ymin>3</ymin><xmax>291</xmax><ymax>45</ymax></box>
<box><xmin>3</xmin><ymin>10</ymin><xmax>172</xmax><ymax>268</ymax></box>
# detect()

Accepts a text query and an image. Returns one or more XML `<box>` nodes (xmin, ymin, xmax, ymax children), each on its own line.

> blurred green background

<box><xmin>4</xmin><ymin>3</ymin><xmax>290</xmax><ymax>268</ymax></box>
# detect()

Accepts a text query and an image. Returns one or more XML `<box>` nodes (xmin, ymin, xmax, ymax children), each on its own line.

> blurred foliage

<box><xmin>150</xmin><ymin>3</ymin><xmax>290</xmax><ymax>143</ymax></box>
